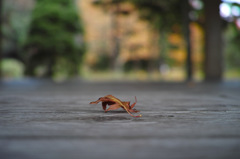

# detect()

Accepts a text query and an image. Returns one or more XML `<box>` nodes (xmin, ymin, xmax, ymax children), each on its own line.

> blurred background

<box><xmin>0</xmin><ymin>0</ymin><xmax>239</xmax><ymax>82</ymax></box>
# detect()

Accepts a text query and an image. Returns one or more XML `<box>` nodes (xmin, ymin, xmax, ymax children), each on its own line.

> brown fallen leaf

<box><xmin>90</xmin><ymin>95</ymin><xmax>142</xmax><ymax>117</ymax></box>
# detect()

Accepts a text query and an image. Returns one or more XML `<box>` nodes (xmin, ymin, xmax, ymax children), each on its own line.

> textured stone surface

<box><xmin>0</xmin><ymin>79</ymin><xmax>240</xmax><ymax>159</ymax></box>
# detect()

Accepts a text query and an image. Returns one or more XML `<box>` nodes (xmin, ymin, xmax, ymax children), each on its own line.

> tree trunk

<box><xmin>203</xmin><ymin>0</ymin><xmax>223</xmax><ymax>81</ymax></box>
<box><xmin>0</xmin><ymin>0</ymin><xmax>3</xmax><ymax>78</ymax></box>
<box><xmin>182</xmin><ymin>0</ymin><xmax>192</xmax><ymax>81</ymax></box>
<box><xmin>110</xmin><ymin>3</ymin><xmax>121</xmax><ymax>72</ymax></box>
<box><xmin>44</xmin><ymin>55</ymin><xmax>55</xmax><ymax>78</ymax></box>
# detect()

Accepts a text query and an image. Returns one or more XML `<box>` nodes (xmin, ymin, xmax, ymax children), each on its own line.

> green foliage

<box><xmin>223</xmin><ymin>3</ymin><xmax>240</xmax><ymax>72</ymax></box>
<box><xmin>128</xmin><ymin>0</ymin><xmax>183</xmax><ymax>68</ymax></box>
<box><xmin>25</xmin><ymin>0</ymin><xmax>85</xmax><ymax>78</ymax></box>
<box><xmin>2</xmin><ymin>0</ymin><xmax>32</xmax><ymax>62</ymax></box>
<box><xmin>1</xmin><ymin>59</ymin><xmax>24</xmax><ymax>78</ymax></box>
<box><xmin>224</xmin><ymin>24</ymin><xmax>240</xmax><ymax>70</ymax></box>
<box><xmin>128</xmin><ymin>0</ymin><xmax>182</xmax><ymax>32</ymax></box>
<box><xmin>94</xmin><ymin>0</ymin><xmax>182</xmax><ymax>32</ymax></box>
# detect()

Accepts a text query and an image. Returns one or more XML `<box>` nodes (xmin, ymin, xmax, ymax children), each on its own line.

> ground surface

<box><xmin>0</xmin><ymin>79</ymin><xmax>240</xmax><ymax>159</ymax></box>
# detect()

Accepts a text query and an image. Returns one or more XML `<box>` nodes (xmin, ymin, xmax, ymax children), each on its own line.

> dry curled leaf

<box><xmin>90</xmin><ymin>95</ymin><xmax>142</xmax><ymax>117</ymax></box>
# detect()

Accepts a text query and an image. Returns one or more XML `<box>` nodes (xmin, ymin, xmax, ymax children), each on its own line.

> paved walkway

<box><xmin>0</xmin><ymin>79</ymin><xmax>240</xmax><ymax>159</ymax></box>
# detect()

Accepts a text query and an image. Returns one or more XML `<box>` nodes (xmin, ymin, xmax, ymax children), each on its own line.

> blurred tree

<box><xmin>93</xmin><ymin>0</ymin><xmax>188</xmax><ymax>74</ymax></box>
<box><xmin>1</xmin><ymin>0</ymin><xmax>30</xmax><ymax>64</ymax></box>
<box><xmin>128</xmin><ymin>0</ymin><xmax>196</xmax><ymax>80</ymax></box>
<box><xmin>127</xmin><ymin>0</ymin><xmax>183</xmax><ymax>61</ymax></box>
<box><xmin>225</xmin><ymin>23</ymin><xmax>240</xmax><ymax>70</ymax></box>
<box><xmin>94</xmin><ymin>0</ymin><xmax>228</xmax><ymax>81</ymax></box>
<box><xmin>128</xmin><ymin>0</ymin><xmax>182</xmax><ymax>31</ymax></box>
<box><xmin>222</xmin><ymin>2</ymin><xmax>240</xmax><ymax>75</ymax></box>
<box><xmin>92</xmin><ymin>0</ymin><xmax>124</xmax><ymax>71</ymax></box>
<box><xmin>1</xmin><ymin>0</ymin><xmax>36</xmax><ymax>79</ymax></box>
<box><xmin>25</xmin><ymin>0</ymin><xmax>85</xmax><ymax>78</ymax></box>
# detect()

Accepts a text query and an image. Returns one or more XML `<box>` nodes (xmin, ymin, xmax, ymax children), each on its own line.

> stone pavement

<box><xmin>0</xmin><ymin>79</ymin><xmax>240</xmax><ymax>159</ymax></box>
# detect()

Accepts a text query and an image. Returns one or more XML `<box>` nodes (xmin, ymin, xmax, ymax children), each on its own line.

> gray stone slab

<box><xmin>0</xmin><ymin>80</ymin><xmax>240</xmax><ymax>159</ymax></box>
